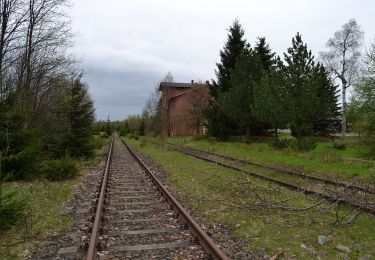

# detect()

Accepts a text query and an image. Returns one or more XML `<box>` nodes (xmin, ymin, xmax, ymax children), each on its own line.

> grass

<box><xmin>162</xmin><ymin>136</ymin><xmax>375</xmax><ymax>185</ymax></box>
<box><xmin>126</xmin><ymin>137</ymin><xmax>375</xmax><ymax>259</ymax></box>
<box><xmin>0</xmin><ymin>135</ymin><xmax>110</xmax><ymax>259</ymax></box>
<box><xmin>0</xmin><ymin>180</ymin><xmax>76</xmax><ymax>258</ymax></box>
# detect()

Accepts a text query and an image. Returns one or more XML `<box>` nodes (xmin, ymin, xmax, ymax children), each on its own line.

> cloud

<box><xmin>71</xmin><ymin>0</ymin><xmax>375</xmax><ymax>120</ymax></box>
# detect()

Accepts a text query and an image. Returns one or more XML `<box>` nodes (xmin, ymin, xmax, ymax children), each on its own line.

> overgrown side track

<box><xmin>155</xmin><ymin>141</ymin><xmax>375</xmax><ymax>216</ymax></box>
<box><xmin>162</xmin><ymin>141</ymin><xmax>375</xmax><ymax>194</ymax></box>
<box><xmin>84</xmin><ymin>137</ymin><xmax>229</xmax><ymax>259</ymax></box>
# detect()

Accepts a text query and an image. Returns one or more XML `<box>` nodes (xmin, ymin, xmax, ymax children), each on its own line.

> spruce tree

<box><xmin>139</xmin><ymin>119</ymin><xmax>145</xmax><ymax>136</ymax></box>
<box><xmin>214</xmin><ymin>19</ymin><xmax>249</xmax><ymax>94</ymax></box>
<box><xmin>282</xmin><ymin>33</ymin><xmax>319</xmax><ymax>139</ymax></box>
<box><xmin>63</xmin><ymin>79</ymin><xmax>95</xmax><ymax>158</ymax></box>
<box><xmin>222</xmin><ymin>37</ymin><xmax>276</xmax><ymax>138</ymax></box>
<box><xmin>222</xmin><ymin>50</ymin><xmax>260</xmax><ymax>138</ymax></box>
<box><xmin>254</xmin><ymin>37</ymin><xmax>276</xmax><ymax>73</ymax></box>
<box><xmin>206</xmin><ymin>20</ymin><xmax>249</xmax><ymax>139</ymax></box>
<box><xmin>124</xmin><ymin>120</ymin><xmax>129</xmax><ymax>134</ymax></box>
<box><xmin>0</xmin><ymin>92</ymin><xmax>41</xmax><ymax>180</ymax></box>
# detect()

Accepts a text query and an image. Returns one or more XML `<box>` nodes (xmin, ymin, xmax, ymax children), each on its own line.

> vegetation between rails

<box><xmin>127</xmin><ymin>137</ymin><xmax>375</xmax><ymax>259</ymax></box>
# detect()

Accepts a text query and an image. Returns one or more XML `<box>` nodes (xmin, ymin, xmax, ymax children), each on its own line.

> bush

<box><xmin>2</xmin><ymin>145</ymin><xmax>41</xmax><ymax>180</ymax></box>
<box><xmin>192</xmin><ymin>135</ymin><xmax>206</xmax><ymax>141</ymax></box>
<box><xmin>139</xmin><ymin>139</ymin><xmax>147</xmax><ymax>148</ymax></box>
<box><xmin>41</xmin><ymin>159</ymin><xmax>78</xmax><ymax>181</ymax></box>
<box><xmin>101</xmin><ymin>132</ymin><xmax>109</xmax><ymax>139</ymax></box>
<box><xmin>119</xmin><ymin>129</ymin><xmax>126</xmax><ymax>136</ymax></box>
<box><xmin>207</xmin><ymin>136</ymin><xmax>217</xmax><ymax>144</ymax></box>
<box><xmin>271</xmin><ymin>138</ymin><xmax>292</xmax><ymax>149</ymax></box>
<box><xmin>369</xmin><ymin>144</ymin><xmax>375</xmax><ymax>160</ymax></box>
<box><xmin>0</xmin><ymin>189</ymin><xmax>26</xmax><ymax>231</ymax></box>
<box><xmin>331</xmin><ymin>140</ymin><xmax>346</xmax><ymax>150</ymax></box>
<box><xmin>127</xmin><ymin>133</ymin><xmax>139</xmax><ymax>140</ymax></box>
<box><xmin>291</xmin><ymin>137</ymin><xmax>317</xmax><ymax>151</ymax></box>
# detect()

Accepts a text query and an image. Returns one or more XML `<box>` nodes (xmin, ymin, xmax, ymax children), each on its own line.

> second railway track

<box><xmin>85</xmin><ymin>136</ymin><xmax>228</xmax><ymax>259</ymax></box>
<box><xmin>154</xmin><ymin>141</ymin><xmax>375</xmax><ymax>216</ymax></box>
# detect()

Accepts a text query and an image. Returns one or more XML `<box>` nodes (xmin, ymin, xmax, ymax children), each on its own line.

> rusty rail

<box><xmin>86</xmin><ymin>137</ymin><xmax>114</xmax><ymax>260</ymax></box>
<box><xmin>121</xmin><ymin>139</ymin><xmax>229</xmax><ymax>260</ymax></box>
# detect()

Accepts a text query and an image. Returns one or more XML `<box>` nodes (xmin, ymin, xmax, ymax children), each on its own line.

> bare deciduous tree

<box><xmin>186</xmin><ymin>86</ymin><xmax>209</xmax><ymax>135</ymax></box>
<box><xmin>320</xmin><ymin>19</ymin><xmax>364</xmax><ymax>136</ymax></box>
<box><xmin>143</xmin><ymin>72</ymin><xmax>174</xmax><ymax>136</ymax></box>
<box><xmin>0</xmin><ymin>0</ymin><xmax>27</xmax><ymax>99</ymax></box>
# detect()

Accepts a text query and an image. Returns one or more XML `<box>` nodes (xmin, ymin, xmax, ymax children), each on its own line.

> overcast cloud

<box><xmin>70</xmin><ymin>0</ymin><xmax>375</xmax><ymax>120</ymax></box>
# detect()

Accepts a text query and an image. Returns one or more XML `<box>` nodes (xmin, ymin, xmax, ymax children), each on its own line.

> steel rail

<box><xmin>86</xmin><ymin>137</ymin><xmax>114</xmax><ymax>260</ymax></box>
<box><xmin>157</xmin><ymin>141</ymin><xmax>375</xmax><ymax>216</ymax></box>
<box><xmin>161</xmin><ymin>141</ymin><xmax>375</xmax><ymax>194</ymax></box>
<box><xmin>121</xmin><ymin>139</ymin><xmax>229</xmax><ymax>260</ymax></box>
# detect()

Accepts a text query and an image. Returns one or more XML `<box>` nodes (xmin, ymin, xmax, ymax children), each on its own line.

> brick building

<box><xmin>159</xmin><ymin>80</ymin><xmax>210</xmax><ymax>136</ymax></box>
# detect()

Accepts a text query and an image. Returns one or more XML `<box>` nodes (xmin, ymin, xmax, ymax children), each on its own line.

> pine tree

<box><xmin>313</xmin><ymin>65</ymin><xmax>341</xmax><ymax>136</ymax></box>
<box><xmin>282</xmin><ymin>33</ymin><xmax>319</xmax><ymax>139</ymax></box>
<box><xmin>253</xmin><ymin>64</ymin><xmax>289</xmax><ymax>140</ymax></box>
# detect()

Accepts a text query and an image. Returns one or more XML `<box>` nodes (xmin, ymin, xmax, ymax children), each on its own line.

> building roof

<box><xmin>159</xmin><ymin>81</ymin><xmax>210</xmax><ymax>91</ymax></box>
<box><xmin>169</xmin><ymin>85</ymin><xmax>207</xmax><ymax>100</ymax></box>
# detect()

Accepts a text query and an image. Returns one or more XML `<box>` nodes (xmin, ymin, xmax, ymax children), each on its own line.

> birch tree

<box><xmin>320</xmin><ymin>19</ymin><xmax>364</xmax><ymax>136</ymax></box>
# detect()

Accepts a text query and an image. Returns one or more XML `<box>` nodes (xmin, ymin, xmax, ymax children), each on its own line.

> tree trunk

<box><xmin>274</xmin><ymin>127</ymin><xmax>278</xmax><ymax>141</ymax></box>
<box><xmin>245</xmin><ymin>127</ymin><xmax>250</xmax><ymax>141</ymax></box>
<box><xmin>341</xmin><ymin>84</ymin><xmax>347</xmax><ymax>137</ymax></box>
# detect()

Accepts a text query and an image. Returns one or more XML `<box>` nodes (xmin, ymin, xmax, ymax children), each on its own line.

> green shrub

<box><xmin>331</xmin><ymin>140</ymin><xmax>346</xmax><ymax>150</ymax></box>
<box><xmin>0</xmin><ymin>189</ymin><xmax>26</xmax><ymax>231</ymax></box>
<box><xmin>271</xmin><ymin>138</ymin><xmax>292</xmax><ymax>149</ymax></box>
<box><xmin>2</xmin><ymin>145</ymin><xmax>41</xmax><ymax>180</ymax></box>
<box><xmin>369</xmin><ymin>145</ymin><xmax>375</xmax><ymax>160</ymax></box>
<box><xmin>127</xmin><ymin>132</ymin><xmax>139</xmax><ymax>140</ymax></box>
<box><xmin>101</xmin><ymin>132</ymin><xmax>109</xmax><ymax>139</ymax></box>
<box><xmin>291</xmin><ymin>137</ymin><xmax>317</xmax><ymax>151</ymax></box>
<box><xmin>139</xmin><ymin>139</ymin><xmax>147</xmax><ymax>148</ymax></box>
<box><xmin>192</xmin><ymin>135</ymin><xmax>206</xmax><ymax>141</ymax></box>
<box><xmin>207</xmin><ymin>136</ymin><xmax>217</xmax><ymax>144</ymax></box>
<box><xmin>119</xmin><ymin>129</ymin><xmax>126</xmax><ymax>136</ymax></box>
<box><xmin>41</xmin><ymin>159</ymin><xmax>78</xmax><ymax>181</ymax></box>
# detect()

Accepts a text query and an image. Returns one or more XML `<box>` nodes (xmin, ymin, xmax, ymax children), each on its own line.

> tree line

<box><xmin>206</xmin><ymin>19</ymin><xmax>342</xmax><ymax>144</ymax></box>
<box><xmin>0</xmin><ymin>0</ymin><xmax>95</xmax><ymax>182</ymax></box>
<box><xmin>122</xmin><ymin>19</ymin><xmax>374</xmax><ymax>153</ymax></box>
<box><xmin>206</xmin><ymin>18</ymin><xmax>374</xmax><ymax>151</ymax></box>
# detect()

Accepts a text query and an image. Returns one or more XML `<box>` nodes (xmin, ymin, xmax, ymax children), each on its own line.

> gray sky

<box><xmin>71</xmin><ymin>0</ymin><xmax>375</xmax><ymax>120</ymax></box>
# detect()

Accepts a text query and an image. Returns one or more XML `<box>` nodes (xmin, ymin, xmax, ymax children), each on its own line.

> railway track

<box><xmin>162</xmin><ymin>142</ymin><xmax>375</xmax><ymax>194</ymax></box>
<box><xmin>83</xmin><ymin>137</ymin><xmax>229</xmax><ymax>259</ymax></box>
<box><xmin>155</xmin><ymin>141</ymin><xmax>375</xmax><ymax>216</ymax></box>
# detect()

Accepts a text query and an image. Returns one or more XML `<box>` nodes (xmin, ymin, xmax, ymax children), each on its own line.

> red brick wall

<box><xmin>161</xmin><ymin>85</ymin><xmax>209</xmax><ymax>136</ymax></box>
